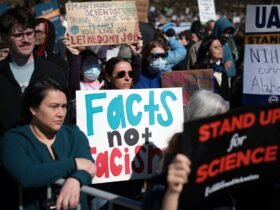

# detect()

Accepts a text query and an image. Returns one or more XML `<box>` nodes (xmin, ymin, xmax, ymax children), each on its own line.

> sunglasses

<box><xmin>114</xmin><ymin>70</ymin><xmax>134</xmax><ymax>79</ymax></box>
<box><xmin>150</xmin><ymin>52</ymin><xmax>168</xmax><ymax>59</ymax></box>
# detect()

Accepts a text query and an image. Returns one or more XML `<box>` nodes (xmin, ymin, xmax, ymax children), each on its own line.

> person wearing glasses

<box><xmin>90</xmin><ymin>56</ymin><xmax>144</xmax><ymax>210</ymax></box>
<box><xmin>103</xmin><ymin>57</ymin><xmax>135</xmax><ymax>90</ymax></box>
<box><xmin>34</xmin><ymin>18</ymin><xmax>69</xmax><ymax>79</ymax></box>
<box><xmin>134</xmin><ymin>29</ymin><xmax>186</xmax><ymax>89</ymax></box>
<box><xmin>0</xmin><ymin>6</ymin><xmax>68</xmax><ymax>209</ymax></box>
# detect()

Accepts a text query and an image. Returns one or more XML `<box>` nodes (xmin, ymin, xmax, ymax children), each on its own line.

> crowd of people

<box><xmin>0</xmin><ymin>2</ymin><xmax>279</xmax><ymax>210</ymax></box>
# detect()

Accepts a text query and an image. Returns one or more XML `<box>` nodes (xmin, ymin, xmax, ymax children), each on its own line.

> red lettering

<box><xmin>259</xmin><ymin>110</ymin><xmax>272</xmax><ymax>125</ymax></box>
<box><xmin>243</xmin><ymin>113</ymin><xmax>256</xmax><ymax>129</ymax></box>
<box><xmin>231</xmin><ymin>115</ymin><xmax>243</xmax><ymax>130</ymax></box>
<box><xmin>198</xmin><ymin>124</ymin><xmax>210</xmax><ymax>142</ymax></box>
<box><xmin>124</xmin><ymin>148</ymin><xmax>130</xmax><ymax>174</ymax></box>
<box><xmin>209</xmin><ymin>121</ymin><xmax>221</xmax><ymax>138</ymax></box>
<box><xmin>195</xmin><ymin>145</ymin><xmax>278</xmax><ymax>183</ymax></box>
<box><xmin>196</xmin><ymin>164</ymin><xmax>208</xmax><ymax>183</ymax></box>
<box><xmin>264</xmin><ymin>145</ymin><xmax>278</xmax><ymax>162</ymax></box>
<box><xmin>96</xmin><ymin>151</ymin><xmax>109</xmax><ymax>178</ymax></box>
<box><xmin>208</xmin><ymin>159</ymin><xmax>220</xmax><ymax>177</ymax></box>
<box><xmin>251</xmin><ymin>147</ymin><xmax>264</xmax><ymax>164</ymax></box>
<box><xmin>110</xmin><ymin>148</ymin><xmax>122</xmax><ymax>176</ymax></box>
<box><xmin>219</xmin><ymin>119</ymin><xmax>231</xmax><ymax>137</ymax></box>
<box><xmin>127</xmin><ymin>33</ymin><xmax>133</xmax><ymax>41</ymax></box>
<box><xmin>224</xmin><ymin>152</ymin><xmax>237</xmax><ymax>171</ymax></box>
<box><xmin>236</xmin><ymin>150</ymin><xmax>250</xmax><ymax>167</ymax></box>
<box><xmin>272</xmin><ymin>109</ymin><xmax>280</xmax><ymax>123</ymax></box>
<box><xmin>219</xmin><ymin>156</ymin><xmax>225</xmax><ymax>173</ymax></box>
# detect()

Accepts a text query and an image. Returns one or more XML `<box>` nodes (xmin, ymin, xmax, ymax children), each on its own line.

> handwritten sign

<box><xmin>244</xmin><ymin>45</ymin><xmax>280</xmax><ymax>95</ymax></box>
<box><xmin>198</xmin><ymin>0</ymin><xmax>216</xmax><ymax>23</ymax></box>
<box><xmin>76</xmin><ymin>88</ymin><xmax>184</xmax><ymax>184</ymax></box>
<box><xmin>243</xmin><ymin>5</ymin><xmax>280</xmax><ymax>104</ymax></box>
<box><xmin>181</xmin><ymin>103</ymin><xmax>280</xmax><ymax>209</ymax></box>
<box><xmin>112</xmin><ymin>0</ymin><xmax>149</xmax><ymax>22</ymax></box>
<box><xmin>65</xmin><ymin>1</ymin><xmax>140</xmax><ymax>46</ymax></box>
<box><xmin>161</xmin><ymin>69</ymin><xmax>213</xmax><ymax>104</ymax></box>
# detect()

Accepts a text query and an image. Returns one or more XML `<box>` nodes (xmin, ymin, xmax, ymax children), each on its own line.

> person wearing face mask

<box><xmin>211</xmin><ymin>18</ymin><xmax>238</xmax><ymax>78</ymax></box>
<box><xmin>64</xmin><ymin>46</ymin><xmax>104</xmax><ymax>123</ymax></box>
<box><xmin>80</xmin><ymin>53</ymin><xmax>104</xmax><ymax>90</ymax></box>
<box><xmin>134</xmin><ymin>34</ymin><xmax>186</xmax><ymax>89</ymax></box>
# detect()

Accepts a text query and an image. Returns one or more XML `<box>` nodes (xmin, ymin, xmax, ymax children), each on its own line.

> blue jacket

<box><xmin>212</xmin><ymin>18</ymin><xmax>237</xmax><ymax>77</ymax></box>
<box><xmin>134</xmin><ymin>37</ymin><xmax>186</xmax><ymax>89</ymax></box>
<box><xmin>1</xmin><ymin>124</ymin><xmax>93</xmax><ymax>210</ymax></box>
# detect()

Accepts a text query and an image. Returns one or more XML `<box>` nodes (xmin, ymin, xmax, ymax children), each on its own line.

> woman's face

<box><xmin>107</xmin><ymin>61</ymin><xmax>133</xmax><ymax>89</ymax></box>
<box><xmin>107</xmin><ymin>61</ymin><xmax>134</xmax><ymax>89</ymax></box>
<box><xmin>30</xmin><ymin>90</ymin><xmax>67</xmax><ymax>133</ymax></box>
<box><xmin>209</xmin><ymin>39</ymin><xmax>223</xmax><ymax>60</ymax></box>
<box><xmin>149</xmin><ymin>46</ymin><xmax>167</xmax><ymax>62</ymax></box>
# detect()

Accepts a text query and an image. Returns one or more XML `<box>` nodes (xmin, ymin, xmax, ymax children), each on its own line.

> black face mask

<box><xmin>146</xmin><ymin>65</ymin><xmax>160</xmax><ymax>77</ymax></box>
<box><xmin>220</xmin><ymin>35</ymin><xmax>228</xmax><ymax>45</ymax></box>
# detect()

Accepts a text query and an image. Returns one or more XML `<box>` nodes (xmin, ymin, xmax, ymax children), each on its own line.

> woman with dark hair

<box><xmin>102</xmin><ymin>57</ymin><xmax>135</xmax><ymax>90</ymax></box>
<box><xmin>1</xmin><ymin>78</ymin><xmax>96</xmax><ymax>210</ymax></box>
<box><xmin>195</xmin><ymin>36</ymin><xmax>231</xmax><ymax>100</ymax></box>
<box><xmin>92</xmin><ymin>56</ymin><xmax>144</xmax><ymax>210</ymax></box>
<box><xmin>134</xmin><ymin>29</ymin><xmax>186</xmax><ymax>89</ymax></box>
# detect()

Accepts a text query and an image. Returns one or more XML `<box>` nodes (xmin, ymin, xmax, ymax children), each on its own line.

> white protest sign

<box><xmin>246</xmin><ymin>5</ymin><xmax>280</xmax><ymax>33</ymax></box>
<box><xmin>243</xmin><ymin>45</ymin><xmax>280</xmax><ymax>95</ymax></box>
<box><xmin>76</xmin><ymin>88</ymin><xmax>184</xmax><ymax>184</ymax></box>
<box><xmin>198</xmin><ymin>0</ymin><xmax>216</xmax><ymax>23</ymax></box>
<box><xmin>243</xmin><ymin>4</ymin><xmax>280</xmax><ymax>102</ymax></box>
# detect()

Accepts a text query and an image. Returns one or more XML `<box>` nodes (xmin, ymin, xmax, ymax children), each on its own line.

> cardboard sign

<box><xmin>161</xmin><ymin>69</ymin><xmax>213</xmax><ymax>104</ymax></box>
<box><xmin>243</xmin><ymin>5</ymin><xmax>280</xmax><ymax>104</ymax></box>
<box><xmin>112</xmin><ymin>0</ymin><xmax>149</xmax><ymax>22</ymax></box>
<box><xmin>76</xmin><ymin>88</ymin><xmax>184</xmax><ymax>184</ymax></box>
<box><xmin>65</xmin><ymin>1</ymin><xmax>140</xmax><ymax>47</ymax></box>
<box><xmin>198</xmin><ymin>0</ymin><xmax>216</xmax><ymax>23</ymax></box>
<box><xmin>180</xmin><ymin>103</ymin><xmax>280</xmax><ymax>209</ymax></box>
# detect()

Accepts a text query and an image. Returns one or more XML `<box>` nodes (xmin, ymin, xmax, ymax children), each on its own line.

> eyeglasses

<box><xmin>150</xmin><ymin>52</ymin><xmax>168</xmax><ymax>59</ymax></box>
<box><xmin>114</xmin><ymin>70</ymin><xmax>134</xmax><ymax>79</ymax></box>
<box><xmin>35</xmin><ymin>30</ymin><xmax>45</xmax><ymax>36</ymax></box>
<box><xmin>11</xmin><ymin>30</ymin><xmax>35</xmax><ymax>40</ymax></box>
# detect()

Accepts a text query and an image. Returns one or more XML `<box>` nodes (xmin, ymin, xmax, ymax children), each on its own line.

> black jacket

<box><xmin>0</xmin><ymin>56</ymin><xmax>68</xmax><ymax>135</ymax></box>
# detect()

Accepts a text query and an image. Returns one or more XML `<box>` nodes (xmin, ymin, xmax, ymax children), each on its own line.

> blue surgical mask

<box><xmin>83</xmin><ymin>64</ymin><xmax>101</xmax><ymax>80</ymax></box>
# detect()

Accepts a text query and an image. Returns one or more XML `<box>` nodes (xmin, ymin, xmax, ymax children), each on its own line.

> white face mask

<box><xmin>83</xmin><ymin>64</ymin><xmax>101</xmax><ymax>81</ymax></box>
<box><xmin>150</xmin><ymin>59</ymin><xmax>168</xmax><ymax>70</ymax></box>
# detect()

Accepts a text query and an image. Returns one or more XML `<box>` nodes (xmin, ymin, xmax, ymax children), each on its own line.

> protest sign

<box><xmin>112</xmin><ymin>0</ymin><xmax>149</xmax><ymax>22</ymax></box>
<box><xmin>198</xmin><ymin>0</ymin><xmax>216</xmax><ymax>23</ymax></box>
<box><xmin>65</xmin><ymin>1</ymin><xmax>140</xmax><ymax>47</ymax></box>
<box><xmin>33</xmin><ymin>0</ymin><xmax>65</xmax><ymax>41</ymax></box>
<box><xmin>76</xmin><ymin>88</ymin><xmax>184</xmax><ymax>184</ymax></box>
<box><xmin>180</xmin><ymin>103</ymin><xmax>280</xmax><ymax>209</ymax></box>
<box><xmin>243</xmin><ymin>5</ymin><xmax>280</xmax><ymax>104</ymax></box>
<box><xmin>161</xmin><ymin>69</ymin><xmax>213</xmax><ymax>104</ymax></box>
